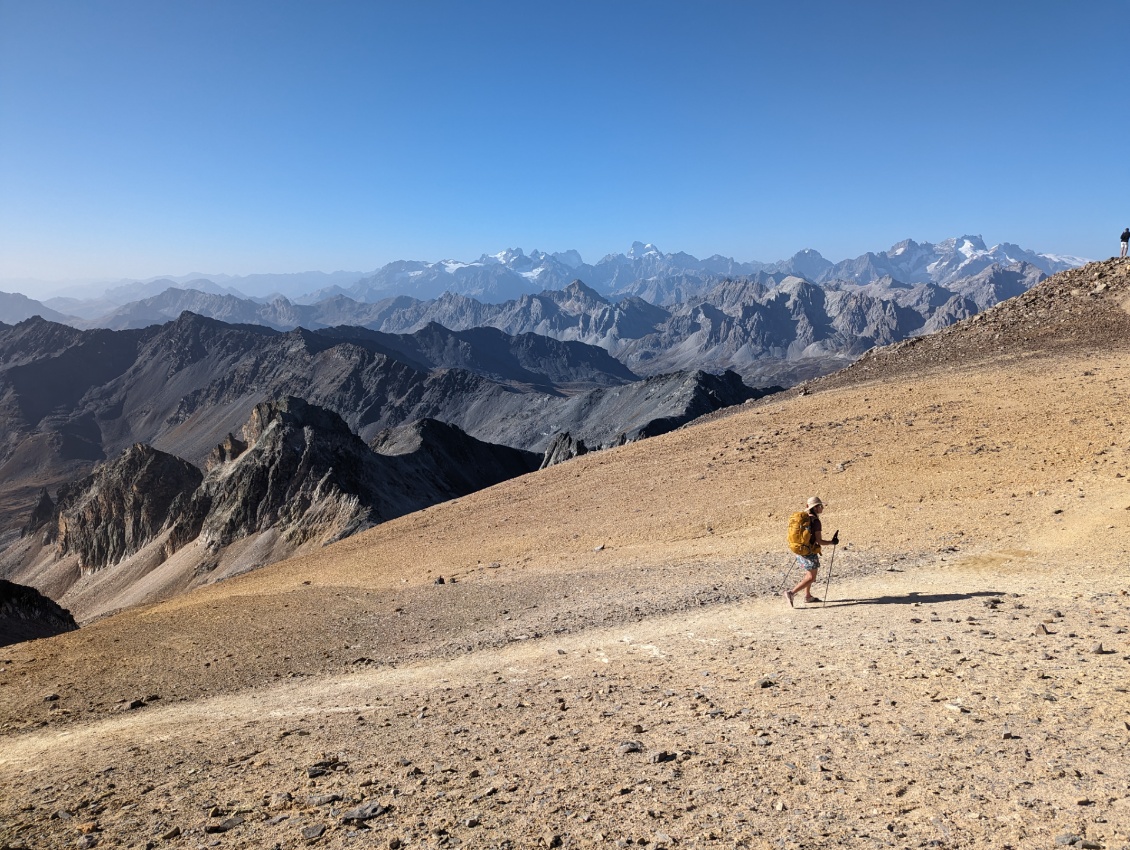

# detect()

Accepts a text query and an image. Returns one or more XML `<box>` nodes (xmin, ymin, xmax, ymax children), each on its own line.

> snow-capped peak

<box><xmin>628</xmin><ymin>241</ymin><xmax>661</xmax><ymax>259</ymax></box>
<box><xmin>887</xmin><ymin>238</ymin><xmax>925</xmax><ymax>257</ymax></box>
<box><xmin>482</xmin><ymin>248</ymin><xmax>526</xmax><ymax>266</ymax></box>
<box><xmin>937</xmin><ymin>235</ymin><xmax>987</xmax><ymax>258</ymax></box>
<box><xmin>958</xmin><ymin>236</ymin><xmax>986</xmax><ymax>258</ymax></box>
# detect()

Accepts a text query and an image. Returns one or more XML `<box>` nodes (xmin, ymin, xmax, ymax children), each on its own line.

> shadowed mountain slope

<box><xmin>0</xmin><ymin>292</ymin><xmax>73</xmax><ymax>326</ymax></box>
<box><xmin>312</xmin><ymin>321</ymin><xmax>639</xmax><ymax>391</ymax></box>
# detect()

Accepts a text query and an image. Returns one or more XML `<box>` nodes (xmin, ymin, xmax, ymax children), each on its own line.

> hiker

<box><xmin>784</xmin><ymin>496</ymin><xmax>838</xmax><ymax>606</ymax></box>
<box><xmin>1121</xmin><ymin>228</ymin><xmax>1129</xmax><ymax>259</ymax></box>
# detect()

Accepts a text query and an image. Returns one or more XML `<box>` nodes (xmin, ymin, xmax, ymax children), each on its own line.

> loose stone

<box><xmin>340</xmin><ymin>800</ymin><xmax>390</xmax><ymax>823</ymax></box>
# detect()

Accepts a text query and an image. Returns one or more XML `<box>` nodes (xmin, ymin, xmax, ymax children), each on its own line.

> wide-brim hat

<box><xmin>806</xmin><ymin>496</ymin><xmax>823</xmax><ymax>509</ymax></box>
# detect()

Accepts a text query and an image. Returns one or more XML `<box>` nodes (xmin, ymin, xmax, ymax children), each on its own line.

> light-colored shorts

<box><xmin>796</xmin><ymin>554</ymin><xmax>820</xmax><ymax>573</ymax></box>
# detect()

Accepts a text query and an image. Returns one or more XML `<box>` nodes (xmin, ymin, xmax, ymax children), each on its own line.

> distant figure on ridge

<box><xmin>1121</xmin><ymin>228</ymin><xmax>1129</xmax><ymax>259</ymax></box>
<box><xmin>785</xmin><ymin>496</ymin><xmax>837</xmax><ymax>606</ymax></box>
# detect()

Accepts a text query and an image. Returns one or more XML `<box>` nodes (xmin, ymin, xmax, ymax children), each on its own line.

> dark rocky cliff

<box><xmin>539</xmin><ymin>432</ymin><xmax>588</xmax><ymax>469</ymax></box>
<box><xmin>192</xmin><ymin>396</ymin><xmax>400</xmax><ymax>548</ymax></box>
<box><xmin>0</xmin><ymin>579</ymin><xmax>78</xmax><ymax>647</ymax></box>
<box><xmin>20</xmin><ymin>488</ymin><xmax>55</xmax><ymax>538</ymax></box>
<box><xmin>370</xmin><ymin>418</ymin><xmax>539</xmax><ymax>496</ymax></box>
<box><xmin>195</xmin><ymin>399</ymin><xmax>541</xmax><ymax>550</ymax></box>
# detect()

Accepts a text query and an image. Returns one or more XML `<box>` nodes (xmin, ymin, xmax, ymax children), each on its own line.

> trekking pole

<box><xmin>822</xmin><ymin>540</ymin><xmax>838</xmax><ymax>608</ymax></box>
<box><xmin>777</xmin><ymin>555</ymin><xmax>796</xmax><ymax>590</ymax></box>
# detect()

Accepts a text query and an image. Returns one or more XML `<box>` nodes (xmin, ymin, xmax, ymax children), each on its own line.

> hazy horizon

<box><xmin>2</xmin><ymin>1</ymin><xmax>1124</xmax><ymax>293</ymax></box>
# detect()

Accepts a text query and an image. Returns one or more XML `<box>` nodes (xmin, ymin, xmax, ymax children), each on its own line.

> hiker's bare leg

<box><xmin>791</xmin><ymin>569</ymin><xmax>817</xmax><ymax>597</ymax></box>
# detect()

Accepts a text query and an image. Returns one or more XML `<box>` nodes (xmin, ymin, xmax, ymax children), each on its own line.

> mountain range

<box><xmin>304</xmin><ymin>236</ymin><xmax>1083</xmax><ymax>306</ymax></box>
<box><xmin>44</xmin><ymin>260</ymin><xmax>1048</xmax><ymax>386</ymax></box>
<box><xmin>9</xmin><ymin>235</ymin><xmax>1084</xmax><ymax>319</ymax></box>
<box><xmin>0</xmin><ymin>237</ymin><xmax>1077</xmax><ymax>390</ymax></box>
<box><xmin>0</xmin><ymin>234</ymin><xmax>1087</xmax><ymax>630</ymax></box>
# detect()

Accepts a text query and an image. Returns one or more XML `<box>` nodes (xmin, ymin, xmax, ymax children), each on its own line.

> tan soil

<box><xmin>2</xmin><ymin>260</ymin><xmax>1130</xmax><ymax>849</ymax></box>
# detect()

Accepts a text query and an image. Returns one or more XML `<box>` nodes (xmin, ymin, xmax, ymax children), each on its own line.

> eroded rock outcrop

<box><xmin>20</xmin><ymin>488</ymin><xmax>55</xmax><ymax>538</ymax></box>
<box><xmin>206</xmin><ymin>432</ymin><xmax>247</xmax><ymax>469</ymax></box>
<box><xmin>54</xmin><ymin>444</ymin><xmax>203</xmax><ymax>571</ymax></box>
<box><xmin>12</xmin><ymin>397</ymin><xmax>544</xmax><ymax>615</ymax></box>
<box><xmin>193</xmin><ymin>396</ymin><xmax>392</xmax><ymax>548</ymax></box>
<box><xmin>539</xmin><ymin>432</ymin><xmax>588</xmax><ymax>469</ymax></box>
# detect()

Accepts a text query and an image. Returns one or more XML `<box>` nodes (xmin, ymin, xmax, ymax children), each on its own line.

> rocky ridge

<box><xmin>334</xmin><ymin>236</ymin><xmax>1081</xmax><ymax>304</ymax></box>
<box><xmin>70</xmin><ymin>262</ymin><xmax>1054</xmax><ymax>390</ymax></box>
<box><xmin>812</xmin><ymin>257</ymin><xmax>1130</xmax><ymax>390</ymax></box>
<box><xmin>49</xmin><ymin>444</ymin><xmax>203</xmax><ymax>572</ymax></box>
<box><xmin>538</xmin><ymin>431</ymin><xmax>588</xmax><ymax>470</ymax></box>
<box><xmin>1</xmin><ymin>397</ymin><xmax>542</xmax><ymax>619</ymax></box>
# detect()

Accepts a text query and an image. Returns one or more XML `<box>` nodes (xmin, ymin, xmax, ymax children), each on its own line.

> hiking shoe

<box><xmin>805</xmin><ymin>596</ymin><xmax>821</xmax><ymax>604</ymax></box>
<box><xmin>783</xmin><ymin>590</ymin><xmax>795</xmax><ymax>607</ymax></box>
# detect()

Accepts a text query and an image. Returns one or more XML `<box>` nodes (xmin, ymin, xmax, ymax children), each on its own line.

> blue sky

<box><xmin>1</xmin><ymin>0</ymin><xmax>1126</xmax><ymax>292</ymax></box>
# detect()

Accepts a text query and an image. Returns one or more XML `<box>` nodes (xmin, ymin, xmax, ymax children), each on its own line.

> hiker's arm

<box><xmin>818</xmin><ymin>530</ymin><xmax>839</xmax><ymax>546</ymax></box>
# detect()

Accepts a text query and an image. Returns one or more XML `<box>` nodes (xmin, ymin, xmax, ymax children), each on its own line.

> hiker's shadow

<box><xmin>826</xmin><ymin>590</ymin><xmax>1006</xmax><ymax>608</ymax></box>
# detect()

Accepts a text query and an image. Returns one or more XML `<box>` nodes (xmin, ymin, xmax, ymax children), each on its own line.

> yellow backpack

<box><xmin>787</xmin><ymin>511</ymin><xmax>819</xmax><ymax>556</ymax></box>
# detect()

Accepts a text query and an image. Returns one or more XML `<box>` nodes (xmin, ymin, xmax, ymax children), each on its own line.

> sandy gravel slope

<box><xmin>1</xmin><ymin>260</ymin><xmax>1130</xmax><ymax>849</ymax></box>
<box><xmin>2</xmin><ymin>562</ymin><xmax>1128</xmax><ymax>850</ymax></box>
